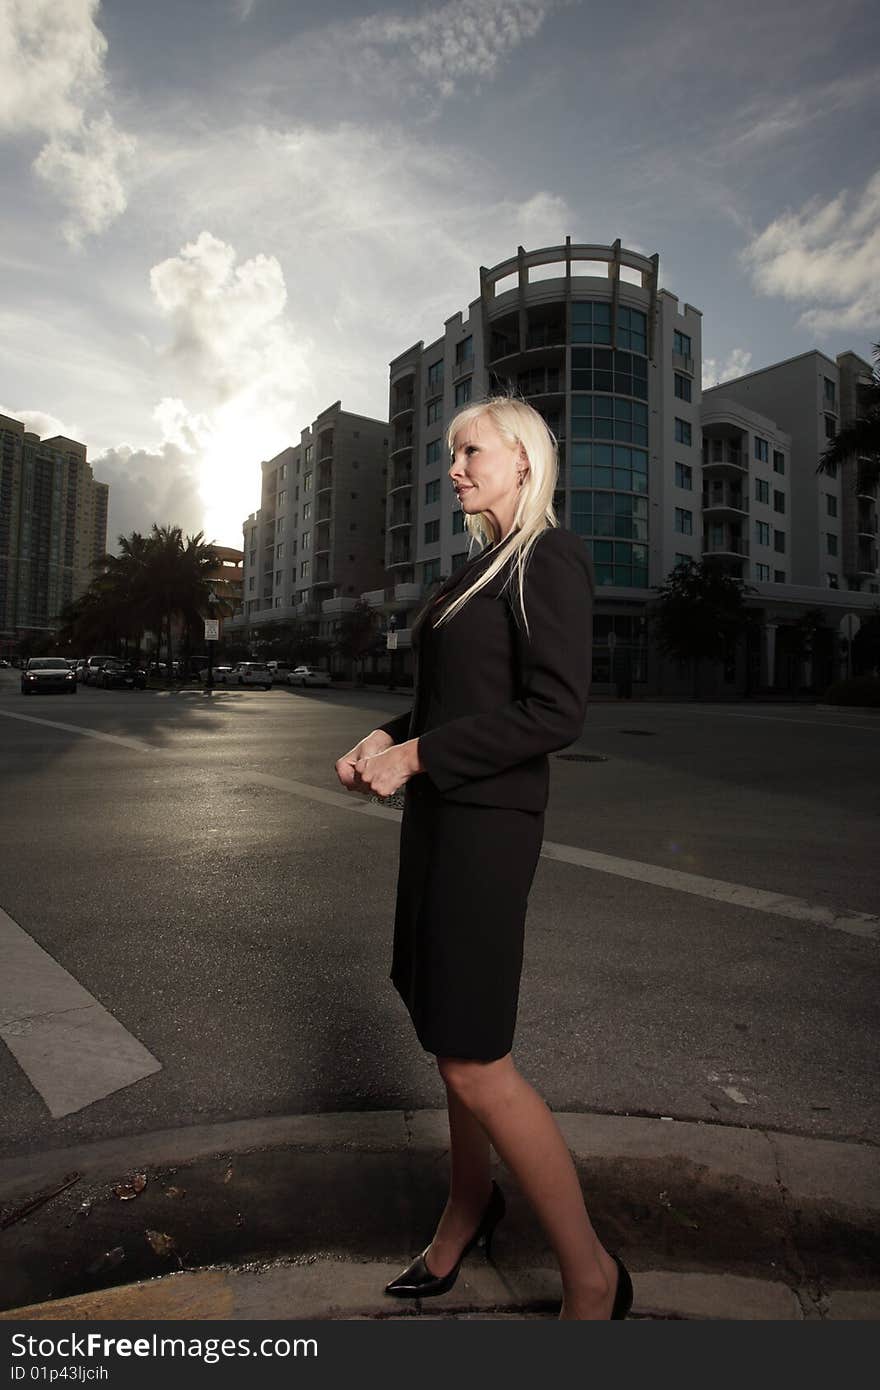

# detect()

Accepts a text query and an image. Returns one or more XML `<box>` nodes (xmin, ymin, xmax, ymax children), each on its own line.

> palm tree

<box><xmin>817</xmin><ymin>341</ymin><xmax>880</xmax><ymax>491</ymax></box>
<box><xmin>649</xmin><ymin>558</ymin><xmax>758</xmax><ymax>699</ymax></box>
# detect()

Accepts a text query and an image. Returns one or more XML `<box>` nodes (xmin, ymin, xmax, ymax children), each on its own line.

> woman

<box><xmin>334</xmin><ymin>396</ymin><xmax>632</xmax><ymax>1320</ymax></box>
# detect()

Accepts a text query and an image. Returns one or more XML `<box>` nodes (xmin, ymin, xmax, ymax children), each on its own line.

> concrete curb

<box><xmin>1</xmin><ymin>1111</ymin><xmax>878</xmax><ymax>1322</ymax></box>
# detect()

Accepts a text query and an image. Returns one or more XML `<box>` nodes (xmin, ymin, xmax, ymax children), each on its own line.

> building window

<box><xmin>827</xmin><ymin>573</ymin><xmax>838</xmax><ymax>588</ymax></box>
<box><xmin>826</xmin><ymin>533</ymin><xmax>838</xmax><ymax>555</ymax></box>
<box><xmin>756</xmin><ymin>563</ymin><xmax>771</xmax><ymax>581</ymax></box>
<box><xmin>773</xmin><ymin>490</ymin><xmax>785</xmax><ymax>513</ymax></box>
<box><xmin>454</xmin><ymin>378</ymin><xmax>472</xmax><ymax>406</ymax></box>
<box><xmin>673</xmin><ymin>329</ymin><xmax>692</xmax><ymax>357</ymax></box>
<box><xmin>773</xmin><ymin>451</ymin><xmax>785</xmax><ymax>474</ymax></box>
<box><xmin>826</xmin><ymin>494</ymin><xmax>837</xmax><ymax>516</ymax></box>
<box><xmin>675</xmin><ymin>461</ymin><xmax>692</xmax><ymax>490</ymax></box>
<box><xmin>616</xmin><ymin>305</ymin><xmax>647</xmax><ymax>353</ymax></box>
<box><xmin>674</xmin><ymin>552</ymin><xmax>691</xmax><ymax>569</ymax></box>
<box><xmin>278</xmin><ymin>490</ymin><xmax>286</xmax><ymax>506</ymax></box>
<box><xmin>249</xmin><ymin>549</ymin><xmax>256</xmax><ymax>565</ymax></box>
<box><xmin>303</xmin><ymin>531</ymin><xmax>310</xmax><ymax>550</ymax></box>
<box><xmin>427</xmin><ymin>359</ymin><xmax>444</xmax><ymax>391</ymax></box>
<box><xmin>304</xmin><ymin>445</ymin><xmax>312</xmax><ymax>464</ymax></box>
<box><xmin>754</xmin><ymin>436</ymin><xmax>769</xmax><ymax>462</ymax></box>
<box><xmin>674</xmin><ymin>373</ymin><xmax>692</xmax><ymax>402</ymax></box>
<box><xmin>452</xmin><ymin>510</ymin><xmax>464</xmax><ymax>535</ymax></box>
<box><xmin>251</xmin><ymin>527</ymin><xmax>258</xmax><ymax>544</ymax></box>
<box><xmin>426</xmin><ymin>439</ymin><xmax>442</xmax><ymax>467</ymax></box>
<box><xmin>755</xmin><ymin>478</ymin><xmax>769</xmax><ymax>504</ymax></box>
<box><xmin>455</xmin><ymin>336</ymin><xmax>473</xmax><ymax>367</ymax></box>
<box><xmin>773</xmin><ymin>529</ymin><xmax>785</xmax><ymax>553</ymax></box>
<box><xmin>823</xmin><ymin>377</ymin><xmax>836</xmax><ymax>407</ymax></box>
<box><xmin>571</xmin><ymin>396</ymin><xmax>649</xmax><ymax>447</ymax></box>
<box><xmin>427</xmin><ymin>399</ymin><xmax>443</xmax><ymax>425</ymax></box>
<box><xmin>571</xmin><ymin>300</ymin><xmax>612</xmax><ymax>345</ymax></box>
<box><xmin>755</xmin><ymin>521</ymin><xmax>770</xmax><ymax>545</ymax></box>
<box><xmin>570</xmin><ymin>349</ymin><xmax>647</xmax><ymax>399</ymax></box>
<box><xmin>451</xmin><ymin>551</ymin><xmax>468</xmax><ymax>571</ymax></box>
<box><xmin>424</xmin><ymin>519</ymin><xmax>440</xmax><ymax>544</ymax></box>
<box><xmin>774</xmin><ymin>570</ymin><xmax>786</xmax><ymax>583</ymax></box>
<box><xmin>674</xmin><ymin>508</ymin><xmax>693</xmax><ymax>535</ymax></box>
<box><xmin>674</xmin><ymin>418</ymin><xmax>692</xmax><ymax>446</ymax></box>
<box><xmin>423</xmin><ymin>557</ymin><xmax>441</xmax><ymax>584</ymax></box>
<box><xmin>303</xmin><ymin>501</ymin><xmax>311</xmax><ymax>522</ymax></box>
<box><xmin>824</xmin><ymin>414</ymin><xmax>836</xmax><ymax>439</ymax></box>
<box><xmin>276</xmin><ymin>543</ymin><xmax>284</xmax><ymax>559</ymax></box>
<box><xmin>300</xmin><ymin>560</ymin><xmax>310</xmax><ymax>578</ymax></box>
<box><xmin>248</xmin><ymin>576</ymin><xmax>255</xmax><ymax>591</ymax></box>
<box><xmin>275</xmin><ymin>569</ymin><xmax>282</xmax><ymax>585</ymax></box>
<box><xmin>425</xmin><ymin>478</ymin><xmax>440</xmax><ymax>504</ymax></box>
<box><xmin>276</xmin><ymin>517</ymin><xmax>285</xmax><ymax>535</ymax></box>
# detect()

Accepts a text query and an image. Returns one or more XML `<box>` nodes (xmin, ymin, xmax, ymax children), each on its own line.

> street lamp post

<box><xmin>204</xmin><ymin>590</ymin><xmax>219</xmax><ymax>691</ymax></box>
<box><xmin>386</xmin><ymin>614</ymin><xmax>398</xmax><ymax>691</ymax></box>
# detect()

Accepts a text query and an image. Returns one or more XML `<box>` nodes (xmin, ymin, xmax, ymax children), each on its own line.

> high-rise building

<box><xmin>230</xmin><ymin>400</ymin><xmax>389</xmax><ymax>662</ymax></box>
<box><xmin>386</xmin><ymin>238</ymin><xmax>701</xmax><ymax>691</ymax></box>
<box><xmin>384</xmin><ymin>239</ymin><xmax>877</xmax><ymax>696</ymax></box>
<box><xmin>0</xmin><ymin>412</ymin><xmax>109</xmax><ymax>654</ymax></box>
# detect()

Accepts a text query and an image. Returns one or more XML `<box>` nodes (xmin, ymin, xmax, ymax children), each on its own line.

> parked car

<box><xmin>287</xmin><ymin>665</ymin><xmax>330</xmax><ymax>688</ymax></box>
<box><xmin>0</xmin><ymin>658</ymin><xmax>10</xmax><ymax>668</ymax></box>
<box><xmin>202</xmin><ymin>665</ymin><xmax>235</xmax><ymax>684</ymax></box>
<box><xmin>235</xmin><ymin>662</ymin><xmax>273</xmax><ymax>689</ymax></box>
<box><xmin>268</xmin><ymin>663</ymin><xmax>292</xmax><ymax>684</ymax></box>
<box><xmin>99</xmin><ymin>660</ymin><xmax>147</xmax><ymax>690</ymax></box>
<box><xmin>74</xmin><ymin>659</ymin><xmax>87</xmax><ymax>681</ymax></box>
<box><xmin>21</xmin><ymin>657</ymin><xmax>77</xmax><ymax>695</ymax></box>
<box><xmin>82</xmin><ymin>655</ymin><xmax>115</xmax><ymax>685</ymax></box>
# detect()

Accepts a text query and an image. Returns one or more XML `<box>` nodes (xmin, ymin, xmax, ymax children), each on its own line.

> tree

<box><xmin>333</xmin><ymin>600</ymin><xmax>379</xmax><ymax>684</ymax></box>
<box><xmin>817</xmin><ymin>341</ymin><xmax>880</xmax><ymax>492</ymax></box>
<box><xmin>648</xmin><ymin>558</ymin><xmax>758</xmax><ymax>699</ymax></box>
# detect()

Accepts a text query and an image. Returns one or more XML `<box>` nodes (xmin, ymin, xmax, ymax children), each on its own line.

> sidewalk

<box><xmin>1</xmin><ymin>1111</ymin><xmax>878</xmax><ymax>1321</ymax></box>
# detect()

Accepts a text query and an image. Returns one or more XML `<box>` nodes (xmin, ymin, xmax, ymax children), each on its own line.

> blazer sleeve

<box><xmin>376</xmin><ymin>709</ymin><xmax>413</xmax><ymax>744</ymax></box>
<box><xmin>417</xmin><ymin>529</ymin><xmax>594</xmax><ymax>795</ymax></box>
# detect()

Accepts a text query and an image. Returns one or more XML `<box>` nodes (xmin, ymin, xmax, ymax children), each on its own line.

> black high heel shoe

<box><xmin>610</xmin><ymin>1254</ymin><xmax>634</xmax><ymax>1319</ymax></box>
<box><xmin>384</xmin><ymin>1180</ymin><xmax>506</xmax><ymax>1298</ymax></box>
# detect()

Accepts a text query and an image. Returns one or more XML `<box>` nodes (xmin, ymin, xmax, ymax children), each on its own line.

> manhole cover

<box><xmin>617</xmin><ymin>729</ymin><xmax>657</xmax><ymax>736</ymax></box>
<box><xmin>556</xmin><ymin>753</ymin><xmax>609</xmax><ymax>762</ymax></box>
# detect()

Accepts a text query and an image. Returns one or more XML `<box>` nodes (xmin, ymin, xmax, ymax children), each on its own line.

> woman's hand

<box><xmin>354</xmin><ymin>739</ymin><xmax>424</xmax><ymax>799</ymax></box>
<box><xmin>335</xmin><ymin>729</ymin><xmax>395</xmax><ymax>793</ymax></box>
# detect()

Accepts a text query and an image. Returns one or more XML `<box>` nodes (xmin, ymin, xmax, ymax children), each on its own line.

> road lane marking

<box><xmin>2</xmin><ymin>711</ymin><xmax>877</xmax><ymax>942</ymax></box>
<box><xmin>0</xmin><ymin>906</ymin><xmax>161</xmax><ymax>1118</ymax></box>
<box><xmin>538</xmin><ymin>840</ymin><xmax>879</xmax><ymax>940</ymax></box>
<box><xmin>0</xmin><ymin>708</ymin><xmax>155</xmax><ymax>753</ymax></box>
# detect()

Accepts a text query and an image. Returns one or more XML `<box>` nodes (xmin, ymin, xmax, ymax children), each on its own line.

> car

<box><xmin>82</xmin><ymin>655</ymin><xmax>115</xmax><ymax>685</ymax></box>
<box><xmin>99</xmin><ymin>659</ymin><xmax>147</xmax><ymax>690</ymax></box>
<box><xmin>287</xmin><ymin>665</ymin><xmax>330</xmax><ymax>688</ymax></box>
<box><xmin>74</xmin><ymin>659</ymin><xmax>87</xmax><ymax>682</ymax></box>
<box><xmin>21</xmin><ymin>657</ymin><xmax>77</xmax><ymax>695</ymax></box>
<box><xmin>0</xmin><ymin>658</ymin><xmax>10</xmax><ymax>668</ymax></box>
<box><xmin>268</xmin><ymin>662</ymin><xmax>292</xmax><ymax>684</ymax></box>
<box><xmin>202</xmin><ymin>665</ymin><xmax>235</xmax><ymax>685</ymax></box>
<box><xmin>235</xmin><ymin>662</ymin><xmax>272</xmax><ymax>689</ymax></box>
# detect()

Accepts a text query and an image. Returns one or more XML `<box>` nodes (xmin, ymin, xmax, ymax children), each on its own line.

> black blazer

<box><xmin>377</xmin><ymin>526</ymin><xmax>594</xmax><ymax>812</ymax></box>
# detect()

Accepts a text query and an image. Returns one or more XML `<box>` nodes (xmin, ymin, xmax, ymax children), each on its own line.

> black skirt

<box><xmin>390</xmin><ymin>773</ymin><xmax>545</xmax><ymax>1061</ymax></box>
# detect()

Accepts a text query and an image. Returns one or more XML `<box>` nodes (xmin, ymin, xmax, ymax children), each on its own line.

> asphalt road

<box><xmin>0</xmin><ymin>671</ymin><xmax>877</xmax><ymax>1160</ymax></box>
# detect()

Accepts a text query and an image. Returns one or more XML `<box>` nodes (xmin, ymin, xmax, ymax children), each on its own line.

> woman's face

<box><xmin>449</xmin><ymin>413</ymin><xmax>525</xmax><ymax>540</ymax></box>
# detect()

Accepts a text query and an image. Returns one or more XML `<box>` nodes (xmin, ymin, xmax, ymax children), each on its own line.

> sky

<box><xmin>0</xmin><ymin>0</ymin><xmax>877</xmax><ymax>549</ymax></box>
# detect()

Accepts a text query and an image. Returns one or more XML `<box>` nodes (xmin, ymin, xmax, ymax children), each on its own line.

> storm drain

<box><xmin>556</xmin><ymin>753</ymin><xmax>609</xmax><ymax>763</ymax></box>
<box><xmin>617</xmin><ymin>729</ymin><xmax>657</xmax><ymax>736</ymax></box>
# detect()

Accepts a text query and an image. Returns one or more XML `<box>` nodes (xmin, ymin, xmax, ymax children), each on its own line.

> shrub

<box><xmin>821</xmin><ymin>676</ymin><xmax>880</xmax><ymax>707</ymax></box>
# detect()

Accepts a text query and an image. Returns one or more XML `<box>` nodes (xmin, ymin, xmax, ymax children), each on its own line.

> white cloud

<box><xmin>357</xmin><ymin>0</ymin><xmax>557</xmax><ymax>96</ymax></box>
<box><xmin>0</xmin><ymin>0</ymin><xmax>134</xmax><ymax>242</ymax></box>
<box><xmin>740</xmin><ymin>169</ymin><xmax>880</xmax><ymax>336</ymax></box>
<box><xmin>702</xmin><ymin>349</ymin><xmax>753</xmax><ymax>389</ymax></box>
<box><xmin>95</xmin><ymin>440</ymin><xmax>207</xmax><ymax>548</ymax></box>
<box><xmin>0</xmin><ymin>404</ymin><xmax>73</xmax><ymax>439</ymax></box>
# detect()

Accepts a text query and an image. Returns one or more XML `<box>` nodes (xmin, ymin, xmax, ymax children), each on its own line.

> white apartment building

<box><xmin>230</xmin><ymin>401</ymin><xmax>390</xmax><ymax>662</ymax></box>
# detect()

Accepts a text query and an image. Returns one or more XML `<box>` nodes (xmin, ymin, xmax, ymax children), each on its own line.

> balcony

<box><xmin>363</xmin><ymin>588</ymin><xmax>386</xmax><ymax>609</ymax></box>
<box><xmin>391</xmin><ymin>431</ymin><xmax>413</xmax><ymax>457</ymax></box>
<box><xmin>322</xmin><ymin>596</ymin><xmax>357</xmax><ymax>615</ymax></box>
<box><xmin>390</xmin><ymin>465</ymin><xmax>413</xmax><ymax>493</ymax></box>
<box><xmin>702</xmin><ymin>442</ymin><xmax>747</xmax><ymax>474</ymax></box>
<box><xmin>390</xmin><ymin>393</ymin><xmax>415</xmax><ymax>422</ymax></box>
<box><xmin>673</xmin><ymin>351</ymin><xmax>694</xmax><ymax>375</ymax></box>
<box><xmin>317</xmin><ymin>469</ymin><xmax>332</xmax><ymax>492</ymax></box>
<box><xmin>702</xmin><ymin>485</ymin><xmax>749</xmax><ymax>517</ymax></box>
<box><xmin>702</xmin><ymin>534</ymin><xmax>749</xmax><ymax>558</ymax></box>
<box><xmin>389</xmin><ymin>511</ymin><xmax>412</xmax><ymax>530</ymax></box>
<box><xmin>857</xmin><ymin>514</ymin><xmax>878</xmax><ymax>536</ymax></box>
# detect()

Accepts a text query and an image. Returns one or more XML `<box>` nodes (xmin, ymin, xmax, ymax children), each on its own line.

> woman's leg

<box><xmin>424</xmin><ymin>1083</ymin><xmax>494</xmax><ymax>1277</ymax></box>
<box><xmin>437</xmin><ymin>1053</ymin><xmax>620</xmax><ymax>1320</ymax></box>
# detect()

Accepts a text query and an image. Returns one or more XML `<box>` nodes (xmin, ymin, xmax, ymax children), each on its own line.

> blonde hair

<box><xmin>430</xmin><ymin>395</ymin><xmax>560</xmax><ymax>639</ymax></box>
